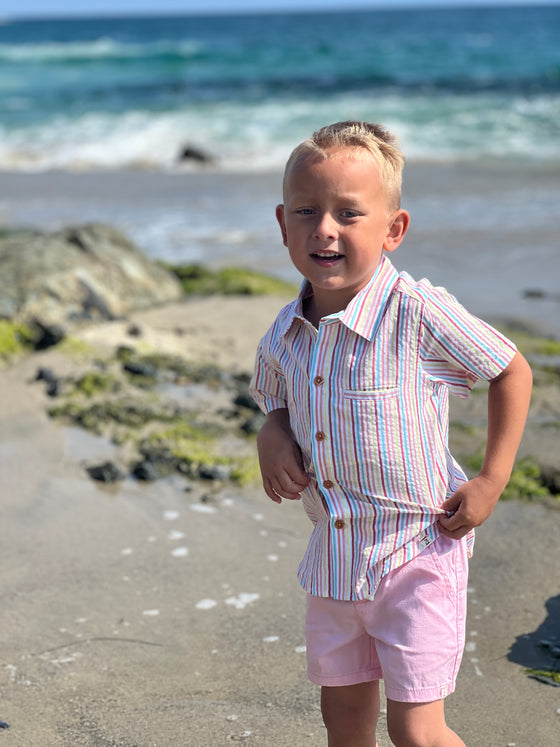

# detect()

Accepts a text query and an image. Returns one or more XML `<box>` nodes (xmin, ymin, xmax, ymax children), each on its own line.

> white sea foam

<box><xmin>1</xmin><ymin>89</ymin><xmax>558</xmax><ymax>174</ymax></box>
<box><xmin>189</xmin><ymin>503</ymin><xmax>217</xmax><ymax>515</ymax></box>
<box><xmin>50</xmin><ymin>652</ymin><xmax>83</xmax><ymax>666</ymax></box>
<box><xmin>225</xmin><ymin>593</ymin><xmax>259</xmax><ymax>610</ymax></box>
<box><xmin>0</xmin><ymin>38</ymin><xmax>202</xmax><ymax>63</ymax></box>
<box><xmin>196</xmin><ymin>598</ymin><xmax>217</xmax><ymax>610</ymax></box>
<box><xmin>168</xmin><ymin>530</ymin><xmax>186</xmax><ymax>541</ymax></box>
<box><xmin>171</xmin><ymin>546</ymin><xmax>188</xmax><ymax>558</ymax></box>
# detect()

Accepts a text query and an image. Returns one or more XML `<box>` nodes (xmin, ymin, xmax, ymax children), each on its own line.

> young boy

<box><xmin>249</xmin><ymin>121</ymin><xmax>532</xmax><ymax>746</ymax></box>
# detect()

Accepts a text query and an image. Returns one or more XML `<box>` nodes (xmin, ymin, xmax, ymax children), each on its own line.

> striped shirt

<box><xmin>250</xmin><ymin>256</ymin><xmax>517</xmax><ymax>601</ymax></box>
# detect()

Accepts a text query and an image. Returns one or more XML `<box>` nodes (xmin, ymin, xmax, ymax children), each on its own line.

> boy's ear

<box><xmin>383</xmin><ymin>209</ymin><xmax>410</xmax><ymax>253</ymax></box>
<box><xmin>276</xmin><ymin>204</ymin><xmax>288</xmax><ymax>247</ymax></box>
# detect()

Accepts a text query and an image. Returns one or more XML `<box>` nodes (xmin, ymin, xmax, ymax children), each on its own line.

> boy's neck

<box><xmin>303</xmin><ymin>289</ymin><xmax>350</xmax><ymax>328</ymax></box>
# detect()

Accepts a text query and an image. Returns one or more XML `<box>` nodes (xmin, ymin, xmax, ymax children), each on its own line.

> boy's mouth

<box><xmin>311</xmin><ymin>251</ymin><xmax>344</xmax><ymax>264</ymax></box>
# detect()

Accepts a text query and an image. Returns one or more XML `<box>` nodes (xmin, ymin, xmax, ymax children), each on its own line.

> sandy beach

<box><xmin>1</xmin><ymin>287</ymin><xmax>559</xmax><ymax>746</ymax></box>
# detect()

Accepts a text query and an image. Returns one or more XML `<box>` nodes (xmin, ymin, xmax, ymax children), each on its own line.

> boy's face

<box><xmin>277</xmin><ymin>147</ymin><xmax>409</xmax><ymax>315</ymax></box>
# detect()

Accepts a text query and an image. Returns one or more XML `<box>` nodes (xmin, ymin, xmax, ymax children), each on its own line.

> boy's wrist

<box><xmin>476</xmin><ymin>469</ymin><xmax>510</xmax><ymax>496</ymax></box>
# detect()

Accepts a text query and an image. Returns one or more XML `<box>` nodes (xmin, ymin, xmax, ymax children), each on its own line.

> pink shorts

<box><xmin>305</xmin><ymin>534</ymin><xmax>468</xmax><ymax>703</ymax></box>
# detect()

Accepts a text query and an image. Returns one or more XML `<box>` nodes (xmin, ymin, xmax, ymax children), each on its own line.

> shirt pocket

<box><xmin>341</xmin><ymin>386</ymin><xmax>400</xmax><ymax>469</ymax></box>
<box><xmin>343</xmin><ymin>386</ymin><xmax>399</xmax><ymax>401</ymax></box>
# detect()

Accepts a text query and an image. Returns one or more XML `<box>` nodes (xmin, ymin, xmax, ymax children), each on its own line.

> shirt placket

<box><xmin>309</xmin><ymin>320</ymin><xmax>343</xmax><ymax>531</ymax></box>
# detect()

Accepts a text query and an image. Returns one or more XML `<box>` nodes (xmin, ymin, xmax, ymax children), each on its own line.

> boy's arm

<box><xmin>257</xmin><ymin>408</ymin><xmax>310</xmax><ymax>504</ymax></box>
<box><xmin>438</xmin><ymin>351</ymin><xmax>533</xmax><ymax>538</ymax></box>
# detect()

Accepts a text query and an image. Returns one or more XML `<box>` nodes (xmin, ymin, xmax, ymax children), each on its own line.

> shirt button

<box><xmin>315</xmin><ymin>431</ymin><xmax>326</xmax><ymax>441</ymax></box>
<box><xmin>334</xmin><ymin>519</ymin><xmax>345</xmax><ymax>530</ymax></box>
<box><xmin>323</xmin><ymin>480</ymin><xmax>334</xmax><ymax>489</ymax></box>
<box><xmin>313</xmin><ymin>375</ymin><xmax>324</xmax><ymax>385</ymax></box>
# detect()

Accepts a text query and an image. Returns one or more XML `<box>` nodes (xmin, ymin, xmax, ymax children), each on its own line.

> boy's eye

<box><xmin>296</xmin><ymin>208</ymin><xmax>315</xmax><ymax>215</ymax></box>
<box><xmin>341</xmin><ymin>210</ymin><xmax>359</xmax><ymax>219</ymax></box>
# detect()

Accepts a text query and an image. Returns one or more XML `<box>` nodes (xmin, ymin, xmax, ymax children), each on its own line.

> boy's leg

<box><xmin>321</xmin><ymin>681</ymin><xmax>380</xmax><ymax>747</ymax></box>
<box><xmin>306</xmin><ymin>595</ymin><xmax>384</xmax><ymax>745</ymax></box>
<box><xmin>386</xmin><ymin>698</ymin><xmax>465</xmax><ymax>747</ymax></box>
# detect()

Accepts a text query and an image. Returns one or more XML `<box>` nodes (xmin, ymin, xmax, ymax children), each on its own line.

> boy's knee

<box><xmin>386</xmin><ymin>699</ymin><xmax>460</xmax><ymax>747</ymax></box>
<box><xmin>321</xmin><ymin>683</ymin><xmax>379</xmax><ymax>743</ymax></box>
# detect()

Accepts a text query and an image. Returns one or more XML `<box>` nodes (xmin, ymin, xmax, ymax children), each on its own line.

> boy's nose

<box><xmin>313</xmin><ymin>213</ymin><xmax>338</xmax><ymax>240</ymax></box>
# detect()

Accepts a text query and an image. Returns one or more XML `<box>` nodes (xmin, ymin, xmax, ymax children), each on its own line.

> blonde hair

<box><xmin>283</xmin><ymin>120</ymin><xmax>405</xmax><ymax>212</ymax></box>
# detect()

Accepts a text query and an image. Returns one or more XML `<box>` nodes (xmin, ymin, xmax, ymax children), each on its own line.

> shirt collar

<box><xmin>278</xmin><ymin>256</ymin><xmax>399</xmax><ymax>341</ymax></box>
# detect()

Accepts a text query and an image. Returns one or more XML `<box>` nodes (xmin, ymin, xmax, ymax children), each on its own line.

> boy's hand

<box><xmin>437</xmin><ymin>475</ymin><xmax>503</xmax><ymax>539</ymax></box>
<box><xmin>257</xmin><ymin>409</ymin><xmax>310</xmax><ymax>503</ymax></box>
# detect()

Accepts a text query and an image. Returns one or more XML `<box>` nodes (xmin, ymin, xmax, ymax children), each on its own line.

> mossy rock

<box><xmin>230</xmin><ymin>454</ymin><xmax>261</xmax><ymax>486</ymax></box>
<box><xmin>502</xmin><ymin>459</ymin><xmax>551</xmax><ymax>501</ymax></box>
<box><xmin>117</xmin><ymin>347</ymin><xmax>225</xmax><ymax>386</ymax></box>
<box><xmin>161</xmin><ymin>263</ymin><xmax>298</xmax><ymax>296</ymax></box>
<box><xmin>526</xmin><ymin>669</ymin><xmax>560</xmax><ymax>686</ymax></box>
<box><xmin>73</xmin><ymin>371</ymin><xmax>121</xmax><ymax>397</ymax></box>
<box><xmin>462</xmin><ymin>454</ymin><xmax>553</xmax><ymax>502</ymax></box>
<box><xmin>0</xmin><ymin>320</ymin><xmax>35</xmax><ymax>360</ymax></box>
<box><xmin>501</xmin><ymin>328</ymin><xmax>560</xmax><ymax>358</ymax></box>
<box><xmin>138</xmin><ymin>422</ymin><xmax>259</xmax><ymax>485</ymax></box>
<box><xmin>49</xmin><ymin>397</ymin><xmax>182</xmax><ymax>434</ymax></box>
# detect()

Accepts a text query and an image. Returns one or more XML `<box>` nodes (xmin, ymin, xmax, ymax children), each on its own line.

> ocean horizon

<box><xmin>1</xmin><ymin>5</ymin><xmax>559</xmax><ymax>172</ymax></box>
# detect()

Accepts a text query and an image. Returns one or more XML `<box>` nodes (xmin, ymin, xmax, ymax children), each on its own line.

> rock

<box><xmin>527</xmin><ymin>673</ymin><xmax>560</xmax><ymax>687</ymax></box>
<box><xmin>31</xmin><ymin>321</ymin><xmax>66</xmax><ymax>350</ymax></box>
<box><xmin>131</xmin><ymin>460</ymin><xmax>162</xmax><ymax>482</ymax></box>
<box><xmin>198</xmin><ymin>463</ymin><xmax>232</xmax><ymax>481</ymax></box>
<box><xmin>35</xmin><ymin>367</ymin><xmax>58</xmax><ymax>384</ymax></box>
<box><xmin>0</xmin><ymin>223</ymin><xmax>183</xmax><ymax>327</ymax></box>
<box><xmin>35</xmin><ymin>367</ymin><xmax>62</xmax><ymax>396</ymax></box>
<box><xmin>233</xmin><ymin>390</ymin><xmax>260</xmax><ymax>411</ymax></box>
<box><xmin>523</xmin><ymin>288</ymin><xmax>560</xmax><ymax>302</ymax></box>
<box><xmin>86</xmin><ymin>461</ymin><xmax>126</xmax><ymax>483</ymax></box>
<box><xmin>177</xmin><ymin>145</ymin><xmax>214</xmax><ymax>164</ymax></box>
<box><xmin>240</xmin><ymin>412</ymin><xmax>266</xmax><ymax>435</ymax></box>
<box><xmin>123</xmin><ymin>360</ymin><xmax>158</xmax><ymax>378</ymax></box>
<box><xmin>540</xmin><ymin>464</ymin><xmax>560</xmax><ymax>494</ymax></box>
<box><xmin>127</xmin><ymin>323</ymin><xmax>143</xmax><ymax>337</ymax></box>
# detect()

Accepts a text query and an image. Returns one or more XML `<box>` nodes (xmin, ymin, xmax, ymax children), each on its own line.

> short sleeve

<box><xmin>249</xmin><ymin>339</ymin><xmax>288</xmax><ymax>414</ymax></box>
<box><xmin>419</xmin><ymin>284</ymin><xmax>517</xmax><ymax>398</ymax></box>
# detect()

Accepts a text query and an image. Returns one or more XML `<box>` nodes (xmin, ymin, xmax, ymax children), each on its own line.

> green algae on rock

<box><xmin>161</xmin><ymin>263</ymin><xmax>298</xmax><ymax>296</ymax></box>
<box><xmin>0</xmin><ymin>320</ymin><xmax>35</xmax><ymax>360</ymax></box>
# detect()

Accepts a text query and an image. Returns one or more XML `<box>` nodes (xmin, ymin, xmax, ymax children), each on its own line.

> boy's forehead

<box><xmin>293</xmin><ymin>145</ymin><xmax>378</xmax><ymax>172</ymax></box>
<box><xmin>284</xmin><ymin>147</ymin><xmax>382</xmax><ymax>196</ymax></box>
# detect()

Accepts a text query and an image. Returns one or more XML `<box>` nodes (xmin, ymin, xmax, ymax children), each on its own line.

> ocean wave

<box><xmin>2</xmin><ymin>37</ymin><xmax>558</xmax><ymax>99</ymax></box>
<box><xmin>0</xmin><ymin>90</ymin><xmax>558</xmax><ymax>173</ymax></box>
<box><xmin>0</xmin><ymin>37</ymin><xmax>202</xmax><ymax>63</ymax></box>
<box><xmin>1</xmin><ymin>7</ymin><xmax>558</xmax><ymax>172</ymax></box>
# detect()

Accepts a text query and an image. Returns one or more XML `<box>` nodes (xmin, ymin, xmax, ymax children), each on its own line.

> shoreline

<box><xmin>1</xmin><ymin>162</ymin><xmax>559</xmax><ymax>340</ymax></box>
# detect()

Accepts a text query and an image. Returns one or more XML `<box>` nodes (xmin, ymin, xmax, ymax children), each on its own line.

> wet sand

<box><xmin>1</xmin><ymin>295</ymin><xmax>559</xmax><ymax>746</ymax></box>
<box><xmin>1</xmin><ymin>163</ymin><xmax>560</xmax><ymax>339</ymax></box>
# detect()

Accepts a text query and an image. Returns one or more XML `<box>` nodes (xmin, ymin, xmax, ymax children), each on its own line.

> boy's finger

<box><xmin>264</xmin><ymin>480</ymin><xmax>283</xmax><ymax>503</ymax></box>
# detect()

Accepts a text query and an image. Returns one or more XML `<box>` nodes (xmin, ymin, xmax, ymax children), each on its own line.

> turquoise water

<box><xmin>1</xmin><ymin>5</ymin><xmax>559</xmax><ymax>170</ymax></box>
